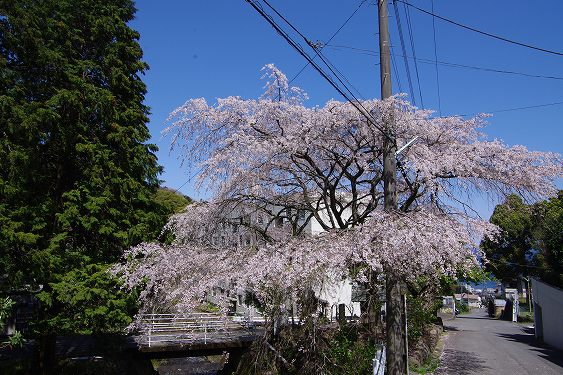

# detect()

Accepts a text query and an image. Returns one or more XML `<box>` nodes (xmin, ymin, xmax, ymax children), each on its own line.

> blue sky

<box><xmin>131</xmin><ymin>0</ymin><xmax>562</xmax><ymax>218</ymax></box>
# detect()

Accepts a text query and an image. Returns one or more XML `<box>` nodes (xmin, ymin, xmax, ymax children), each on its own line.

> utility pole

<box><xmin>378</xmin><ymin>0</ymin><xmax>407</xmax><ymax>374</ymax></box>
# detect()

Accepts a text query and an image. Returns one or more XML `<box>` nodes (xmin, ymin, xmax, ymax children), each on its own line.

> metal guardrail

<box><xmin>138</xmin><ymin>313</ymin><xmax>258</xmax><ymax>347</ymax></box>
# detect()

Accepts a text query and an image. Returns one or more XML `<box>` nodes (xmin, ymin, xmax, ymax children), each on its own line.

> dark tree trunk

<box><xmin>38</xmin><ymin>333</ymin><xmax>57</xmax><ymax>375</ymax></box>
<box><xmin>366</xmin><ymin>275</ymin><xmax>382</xmax><ymax>334</ymax></box>
<box><xmin>386</xmin><ymin>275</ymin><xmax>406</xmax><ymax>374</ymax></box>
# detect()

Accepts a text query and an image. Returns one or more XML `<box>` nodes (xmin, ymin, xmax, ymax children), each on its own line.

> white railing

<box><xmin>139</xmin><ymin>312</ymin><xmax>257</xmax><ymax>347</ymax></box>
<box><xmin>373</xmin><ymin>345</ymin><xmax>386</xmax><ymax>375</ymax></box>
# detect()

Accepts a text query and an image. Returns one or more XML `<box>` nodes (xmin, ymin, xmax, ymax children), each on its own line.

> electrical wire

<box><xmin>316</xmin><ymin>49</ymin><xmax>366</xmax><ymax>99</ymax></box>
<box><xmin>431</xmin><ymin>0</ymin><xmax>442</xmax><ymax>116</ymax></box>
<box><xmin>390</xmin><ymin>44</ymin><xmax>403</xmax><ymax>94</ymax></box>
<box><xmin>259</xmin><ymin>0</ymin><xmax>365</xmax><ymax>101</ymax></box>
<box><xmin>402</xmin><ymin>0</ymin><xmax>424</xmax><ymax>107</ymax></box>
<box><xmin>260</xmin><ymin>0</ymin><xmax>367</xmax><ymax>101</ymax></box>
<box><xmin>172</xmin><ymin>167</ymin><xmax>204</xmax><ymax>195</ymax></box>
<box><xmin>471</xmin><ymin>100</ymin><xmax>563</xmax><ymax>116</ymax></box>
<box><xmin>289</xmin><ymin>0</ymin><xmax>367</xmax><ymax>85</ymax></box>
<box><xmin>245</xmin><ymin>0</ymin><xmax>393</xmax><ymax>141</ymax></box>
<box><xmin>398</xmin><ymin>0</ymin><xmax>563</xmax><ymax>57</ymax></box>
<box><xmin>325</xmin><ymin>44</ymin><xmax>563</xmax><ymax>81</ymax></box>
<box><xmin>489</xmin><ymin>101</ymin><xmax>563</xmax><ymax>113</ymax></box>
<box><xmin>393</xmin><ymin>0</ymin><xmax>416</xmax><ymax>105</ymax></box>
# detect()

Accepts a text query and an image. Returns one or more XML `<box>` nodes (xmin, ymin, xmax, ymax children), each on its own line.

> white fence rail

<box><xmin>139</xmin><ymin>313</ymin><xmax>257</xmax><ymax>347</ymax></box>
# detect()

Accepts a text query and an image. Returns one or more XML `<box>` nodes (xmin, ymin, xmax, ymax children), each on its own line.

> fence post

<box><xmin>148</xmin><ymin>318</ymin><xmax>152</xmax><ymax>348</ymax></box>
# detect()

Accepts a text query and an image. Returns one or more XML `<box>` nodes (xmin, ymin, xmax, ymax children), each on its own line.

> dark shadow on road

<box><xmin>443</xmin><ymin>325</ymin><xmax>460</xmax><ymax>332</ymax></box>
<box><xmin>434</xmin><ymin>349</ymin><xmax>490</xmax><ymax>375</ymax></box>
<box><xmin>496</xmin><ymin>332</ymin><xmax>563</xmax><ymax>370</ymax></box>
<box><xmin>456</xmin><ymin>315</ymin><xmax>492</xmax><ymax>320</ymax></box>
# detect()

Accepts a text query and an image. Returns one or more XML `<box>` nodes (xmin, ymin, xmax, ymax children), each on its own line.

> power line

<box><xmin>172</xmin><ymin>167</ymin><xmax>204</xmax><ymax>195</ymax></box>
<box><xmin>386</xmin><ymin>20</ymin><xmax>403</xmax><ymax>94</ymax></box>
<box><xmin>431</xmin><ymin>0</ymin><xmax>442</xmax><ymax>116</ymax></box>
<box><xmin>289</xmin><ymin>0</ymin><xmax>368</xmax><ymax>85</ymax></box>
<box><xmin>390</xmin><ymin>43</ymin><xmax>403</xmax><ymax>94</ymax></box>
<box><xmin>174</xmin><ymin>0</ymin><xmax>370</xmax><ymax>193</ymax></box>
<box><xmin>317</xmin><ymin>49</ymin><xmax>367</xmax><ymax>99</ymax></box>
<box><xmin>399</xmin><ymin>0</ymin><xmax>563</xmax><ymax>57</ymax></box>
<box><xmin>424</xmin><ymin>60</ymin><xmax>563</xmax><ymax>81</ymax></box>
<box><xmin>402</xmin><ymin>0</ymin><xmax>424</xmax><ymax>107</ymax></box>
<box><xmin>474</xmin><ymin>100</ymin><xmax>563</xmax><ymax>115</ymax></box>
<box><xmin>259</xmin><ymin>0</ymin><xmax>367</xmax><ymax>103</ymax></box>
<box><xmin>260</xmin><ymin>0</ymin><xmax>367</xmax><ymax>102</ymax></box>
<box><xmin>392</xmin><ymin>0</ymin><xmax>416</xmax><ymax>105</ymax></box>
<box><xmin>434</xmin><ymin>100</ymin><xmax>563</xmax><ymax>118</ymax></box>
<box><xmin>326</xmin><ymin>44</ymin><xmax>563</xmax><ymax>81</ymax></box>
<box><xmin>245</xmin><ymin>0</ymin><xmax>393</xmax><ymax>141</ymax></box>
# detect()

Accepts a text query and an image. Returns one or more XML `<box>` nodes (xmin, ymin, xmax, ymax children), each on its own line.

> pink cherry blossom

<box><xmin>115</xmin><ymin>65</ymin><xmax>562</xmax><ymax>317</ymax></box>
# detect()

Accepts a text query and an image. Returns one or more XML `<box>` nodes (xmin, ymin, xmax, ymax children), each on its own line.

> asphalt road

<box><xmin>435</xmin><ymin>308</ymin><xmax>563</xmax><ymax>375</ymax></box>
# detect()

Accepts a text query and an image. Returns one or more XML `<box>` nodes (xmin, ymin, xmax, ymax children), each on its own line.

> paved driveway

<box><xmin>435</xmin><ymin>308</ymin><xmax>563</xmax><ymax>375</ymax></box>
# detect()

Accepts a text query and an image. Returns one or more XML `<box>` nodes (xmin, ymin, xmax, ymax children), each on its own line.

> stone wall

<box><xmin>532</xmin><ymin>278</ymin><xmax>563</xmax><ymax>350</ymax></box>
<box><xmin>408</xmin><ymin>323</ymin><xmax>443</xmax><ymax>367</ymax></box>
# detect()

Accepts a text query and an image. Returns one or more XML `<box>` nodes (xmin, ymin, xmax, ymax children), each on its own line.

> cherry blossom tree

<box><xmin>114</xmin><ymin>65</ymin><xmax>561</xmax><ymax>367</ymax></box>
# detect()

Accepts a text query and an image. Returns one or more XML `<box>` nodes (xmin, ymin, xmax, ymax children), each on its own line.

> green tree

<box><xmin>533</xmin><ymin>191</ymin><xmax>563</xmax><ymax>287</ymax></box>
<box><xmin>481</xmin><ymin>193</ymin><xmax>563</xmax><ymax>289</ymax></box>
<box><xmin>154</xmin><ymin>187</ymin><xmax>192</xmax><ymax>215</ymax></box>
<box><xmin>0</xmin><ymin>297</ymin><xmax>23</xmax><ymax>349</ymax></box>
<box><xmin>0</xmin><ymin>0</ymin><xmax>162</xmax><ymax>371</ymax></box>
<box><xmin>481</xmin><ymin>195</ymin><xmax>535</xmax><ymax>287</ymax></box>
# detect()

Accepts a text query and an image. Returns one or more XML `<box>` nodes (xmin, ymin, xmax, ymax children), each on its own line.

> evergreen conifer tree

<box><xmin>0</xmin><ymin>0</ymin><xmax>163</xmax><ymax>370</ymax></box>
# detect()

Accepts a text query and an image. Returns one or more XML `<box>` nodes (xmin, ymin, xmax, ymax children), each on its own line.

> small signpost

<box><xmin>512</xmin><ymin>292</ymin><xmax>519</xmax><ymax>322</ymax></box>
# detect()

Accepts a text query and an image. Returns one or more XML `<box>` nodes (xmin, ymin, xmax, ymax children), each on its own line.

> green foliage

<box><xmin>0</xmin><ymin>297</ymin><xmax>16</xmax><ymax>330</ymax></box>
<box><xmin>0</xmin><ymin>0</ymin><xmax>164</xmax><ymax>336</ymax></box>
<box><xmin>407</xmin><ymin>295</ymin><xmax>442</xmax><ymax>343</ymax></box>
<box><xmin>326</xmin><ymin>325</ymin><xmax>377</xmax><ymax>375</ymax></box>
<box><xmin>0</xmin><ymin>297</ymin><xmax>23</xmax><ymax>349</ymax></box>
<box><xmin>3</xmin><ymin>331</ymin><xmax>23</xmax><ymax>348</ymax></box>
<box><xmin>481</xmin><ymin>195</ymin><xmax>534</xmax><ymax>285</ymax></box>
<box><xmin>151</xmin><ymin>187</ymin><xmax>192</xmax><ymax>243</ymax></box>
<box><xmin>411</xmin><ymin>356</ymin><xmax>440</xmax><ymax>374</ymax></box>
<box><xmin>238</xmin><ymin>322</ymin><xmax>376</xmax><ymax>375</ymax></box>
<box><xmin>459</xmin><ymin>267</ymin><xmax>492</xmax><ymax>285</ymax></box>
<box><xmin>457</xmin><ymin>301</ymin><xmax>470</xmax><ymax>314</ymax></box>
<box><xmin>196</xmin><ymin>302</ymin><xmax>220</xmax><ymax>313</ymax></box>
<box><xmin>154</xmin><ymin>187</ymin><xmax>191</xmax><ymax>214</ymax></box>
<box><xmin>481</xmin><ymin>192</ymin><xmax>563</xmax><ymax>288</ymax></box>
<box><xmin>38</xmin><ymin>264</ymin><xmax>138</xmax><ymax>334</ymax></box>
<box><xmin>533</xmin><ymin>191</ymin><xmax>563</xmax><ymax>287</ymax></box>
<box><xmin>518</xmin><ymin>312</ymin><xmax>534</xmax><ymax>323</ymax></box>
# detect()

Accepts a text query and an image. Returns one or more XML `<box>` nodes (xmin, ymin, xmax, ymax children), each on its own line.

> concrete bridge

<box><xmin>130</xmin><ymin>312</ymin><xmax>264</xmax><ymax>374</ymax></box>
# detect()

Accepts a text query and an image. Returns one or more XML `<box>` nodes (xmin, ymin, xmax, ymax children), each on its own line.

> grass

<box><xmin>410</xmin><ymin>355</ymin><xmax>440</xmax><ymax>374</ymax></box>
<box><xmin>518</xmin><ymin>312</ymin><xmax>534</xmax><ymax>323</ymax></box>
<box><xmin>410</xmin><ymin>326</ymin><xmax>446</xmax><ymax>375</ymax></box>
<box><xmin>410</xmin><ymin>356</ymin><xmax>440</xmax><ymax>374</ymax></box>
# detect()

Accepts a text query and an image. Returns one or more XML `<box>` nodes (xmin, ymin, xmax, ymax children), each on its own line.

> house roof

<box><xmin>454</xmin><ymin>293</ymin><xmax>480</xmax><ymax>301</ymax></box>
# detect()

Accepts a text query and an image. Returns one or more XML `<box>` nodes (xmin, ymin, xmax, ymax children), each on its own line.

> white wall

<box><xmin>317</xmin><ymin>278</ymin><xmax>361</xmax><ymax>319</ymax></box>
<box><xmin>532</xmin><ymin>278</ymin><xmax>563</xmax><ymax>350</ymax></box>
